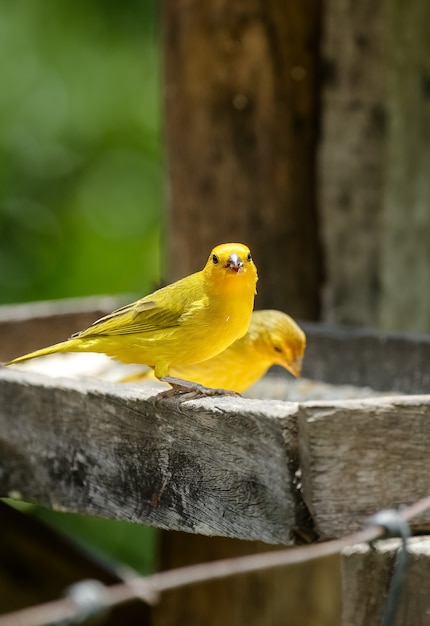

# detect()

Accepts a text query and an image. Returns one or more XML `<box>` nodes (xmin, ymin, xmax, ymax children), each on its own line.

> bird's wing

<box><xmin>73</xmin><ymin>297</ymin><xmax>185</xmax><ymax>338</ymax></box>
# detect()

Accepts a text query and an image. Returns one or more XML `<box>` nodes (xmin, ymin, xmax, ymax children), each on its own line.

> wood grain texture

<box><xmin>341</xmin><ymin>538</ymin><xmax>430</xmax><ymax>626</ymax></box>
<box><xmin>153</xmin><ymin>532</ymin><xmax>340</xmax><ymax>626</ymax></box>
<box><xmin>4</xmin><ymin>299</ymin><xmax>430</xmax><ymax>544</ymax></box>
<box><xmin>298</xmin><ymin>396</ymin><xmax>430</xmax><ymax>539</ymax></box>
<box><xmin>380</xmin><ymin>0</ymin><xmax>430</xmax><ymax>333</ymax></box>
<box><xmin>162</xmin><ymin>0</ymin><xmax>322</xmax><ymax>319</ymax></box>
<box><xmin>0</xmin><ymin>368</ymin><xmax>299</xmax><ymax>544</ymax></box>
<box><xmin>318</xmin><ymin>0</ymin><xmax>386</xmax><ymax>326</ymax></box>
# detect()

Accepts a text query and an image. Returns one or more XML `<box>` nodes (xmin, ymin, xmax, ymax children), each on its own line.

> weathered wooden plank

<box><xmin>0</xmin><ymin>297</ymin><xmax>121</xmax><ymax>362</ymax></box>
<box><xmin>300</xmin><ymin>321</ymin><xmax>430</xmax><ymax>394</ymax></box>
<box><xmin>0</xmin><ymin>368</ymin><xmax>299</xmax><ymax>544</ymax></box>
<box><xmin>341</xmin><ymin>538</ymin><xmax>430</xmax><ymax>626</ymax></box>
<box><xmin>298</xmin><ymin>396</ymin><xmax>430</xmax><ymax>539</ymax></box>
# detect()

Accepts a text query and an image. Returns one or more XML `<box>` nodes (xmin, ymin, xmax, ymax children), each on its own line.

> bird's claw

<box><xmin>158</xmin><ymin>376</ymin><xmax>241</xmax><ymax>400</ymax></box>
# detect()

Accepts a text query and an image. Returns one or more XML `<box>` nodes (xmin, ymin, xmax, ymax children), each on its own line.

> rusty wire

<box><xmin>2</xmin><ymin>495</ymin><xmax>430</xmax><ymax>626</ymax></box>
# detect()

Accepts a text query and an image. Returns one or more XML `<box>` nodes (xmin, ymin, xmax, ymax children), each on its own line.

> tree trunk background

<box><xmin>162</xmin><ymin>0</ymin><xmax>322</xmax><ymax>320</ymax></box>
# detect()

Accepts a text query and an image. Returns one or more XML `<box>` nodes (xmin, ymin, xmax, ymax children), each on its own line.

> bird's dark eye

<box><xmin>273</xmin><ymin>345</ymin><xmax>282</xmax><ymax>353</ymax></box>
<box><xmin>247</xmin><ymin>252</ymin><xmax>252</xmax><ymax>262</ymax></box>
<box><xmin>212</xmin><ymin>254</ymin><xmax>219</xmax><ymax>264</ymax></box>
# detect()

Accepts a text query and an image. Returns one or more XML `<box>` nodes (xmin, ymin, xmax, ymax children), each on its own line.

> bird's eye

<box><xmin>247</xmin><ymin>252</ymin><xmax>252</xmax><ymax>262</ymax></box>
<box><xmin>273</xmin><ymin>345</ymin><xmax>282</xmax><ymax>353</ymax></box>
<box><xmin>212</xmin><ymin>254</ymin><xmax>219</xmax><ymax>264</ymax></box>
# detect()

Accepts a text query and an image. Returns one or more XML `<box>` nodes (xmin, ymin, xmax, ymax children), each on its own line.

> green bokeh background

<box><xmin>1</xmin><ymin>0</ymin><xmax>163</xmax><ymax>576</ymax></box>
<box><xmin>0</xmin><ymin>0</ymin><xmax>163</xmax><ymax>305</ymax></box>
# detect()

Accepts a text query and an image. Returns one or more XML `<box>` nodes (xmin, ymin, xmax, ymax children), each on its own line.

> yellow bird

<box><xmin>5</xmin><ymin>243</ymin><xmax>258</xmax><ymax>386</ymax></box>
<box><xmin>123</xmin><ymin>310</ymin><xmax>306</xmax><ymax>393</ymax></box>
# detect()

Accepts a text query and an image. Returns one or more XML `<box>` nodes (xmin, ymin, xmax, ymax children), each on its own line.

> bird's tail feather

<box><xmin>5</xmin><ymin>338</ymin><xmax>84</xmax><ymax>366</ymax></box>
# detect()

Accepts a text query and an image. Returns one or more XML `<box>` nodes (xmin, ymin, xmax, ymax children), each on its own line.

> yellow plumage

<box><xmin>124</xmin><ymin>310</ymin><xmax>306</xmax><ymax>392</ymax></box>
<box><xmin>5</xmin><ymin>243</ymin><xmax>258</xmax><ymax>379</ymax></box>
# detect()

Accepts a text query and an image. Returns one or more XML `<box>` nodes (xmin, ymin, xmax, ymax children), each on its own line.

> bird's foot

<box><xmin>158</xmin><ymin>376</ymin><xmax>240</xmax><ymax>400</ymax></box>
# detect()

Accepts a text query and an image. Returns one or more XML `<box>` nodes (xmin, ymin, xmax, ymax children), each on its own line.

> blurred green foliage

<box><xmin>34</xmin><ymin>510</ymin><xmax>158</xmax><ymax>575</ymax></box>
<box><xmin>5</xmin><ymin>499</ymin><xmax>158</xmax><ymax>574</ymax></box>
<box><xmin>1</xmin><ymin>0</ymin><xmax>163</xmax><ymax>575</ymax></box>
<box><xmin>0</xmin><ymin>0</ymin><xmax>162</xmax><ymax>304</ymax></box>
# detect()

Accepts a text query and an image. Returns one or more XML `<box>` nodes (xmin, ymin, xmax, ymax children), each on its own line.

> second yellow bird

<box><xmin>124</xmin><ymin>310</ymin><xmax>306</xmax><ymax>393</ymax></box>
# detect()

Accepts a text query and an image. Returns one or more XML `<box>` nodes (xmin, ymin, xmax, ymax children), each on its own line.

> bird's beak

<box><xmin>285</xmin><ymin>355</ymin><xmax>303</xmax><ymax>378</ymax></box>
<box><xmin>225</xmin><ymin>253</ymin><xmax>244</xmax><ymax>273</ymax></box>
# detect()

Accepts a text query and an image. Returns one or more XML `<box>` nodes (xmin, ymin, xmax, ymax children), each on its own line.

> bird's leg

<box><xmin>158</xmin><ymin>376</ymin><xmax>240</xmax><ymax>399</ymax></box>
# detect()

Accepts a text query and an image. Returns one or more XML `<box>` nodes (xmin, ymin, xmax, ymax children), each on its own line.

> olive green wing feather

<box><xmin>74</xmin><ymin>297</ymin><xmax>185</xmax><ymax>338</ymax></box>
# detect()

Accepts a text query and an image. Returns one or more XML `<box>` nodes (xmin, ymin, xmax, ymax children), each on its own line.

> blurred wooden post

<box><xmin>318</xmin><ymin>0</ymin><xmax>430</xmax><ymax>332</ymax></box>
<box><xmin>341</xmin><ymin>539</ymin><xmax>430</xmax><ymax>626</ymax></box>
<box><xmin>152</xmin><ymin>533</ymin><xmax>341</xmax><ymax>626</ymax></box>
<box><xmin>318</xmin><ymin>0</ymin><xmax>386</xmax><ymax>326</ymax></box>
<box><xmin>380</xmin><ymin>0</ymin><xmax>430</xmax><ymax>332</ymax></box>
<box><xmin>162</xmin><ymin>0</ymin><xmax>322</xmax><ymax>320</ymax></box>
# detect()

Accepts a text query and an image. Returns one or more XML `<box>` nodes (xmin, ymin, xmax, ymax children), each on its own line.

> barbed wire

<box><xmin>2</xmin><ymin>494</ymin><xmax>430</xmax><ymax>626</ymax></box>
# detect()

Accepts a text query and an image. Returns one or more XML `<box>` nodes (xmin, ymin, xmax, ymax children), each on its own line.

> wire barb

<box><xmin>62</xmin><ymin>580</ymin><xmax>110</xmax><ymax>625</ymax></box>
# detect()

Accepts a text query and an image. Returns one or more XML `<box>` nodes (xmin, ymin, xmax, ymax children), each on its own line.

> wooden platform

<box><xmin>1</xmin><ymin>296</ymin><xmax>430</xmax><ymax>542</ymax></box>
<box><xmin>1</xmin><ymin>297</ymin><xmax>430</xmax><ymax>625</ymax></box>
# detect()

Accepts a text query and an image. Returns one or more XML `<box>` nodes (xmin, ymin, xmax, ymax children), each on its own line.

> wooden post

<box><xmin>153</xmin><ymin>533</ymin><xmax>341</xmax><ymax>626</ymax></box>
<box><xmin>319</xmin><ymin>0</ymin><xmax>430</xmax><ymax>331</ymax></box>
<box><xmin>380</xmin><ymin>0</ymin><xmax>430</xmax><ymax>332</ymax></box>
<box><xmin>341</xmin><ymin>539</ymin><xmax>430</xmax><ymax>625</ymax></box>
<box><xmin>318</xmin><ymin>0</ymin><xmax>386</xmax><ymax>326</ymax></box>
<box><xmin>162</xmin><ymin>0</ymin><xmax>322</xmax><ymax>319</ymax></box>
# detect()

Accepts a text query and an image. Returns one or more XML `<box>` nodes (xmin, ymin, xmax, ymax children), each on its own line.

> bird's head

<box><xmin>204</xmin><ymin>243</ymin><xmax>258</xmax><ymax>292</ymax></box>
<box><xmin>252</xmin><ymin>310</ymin><xmax>306</xmax><ymax>378</ymax></box>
